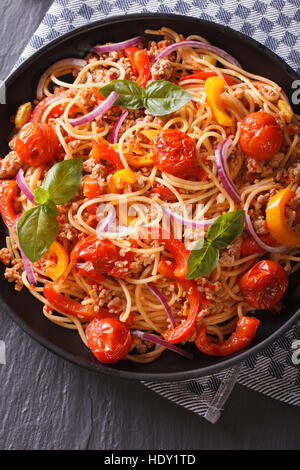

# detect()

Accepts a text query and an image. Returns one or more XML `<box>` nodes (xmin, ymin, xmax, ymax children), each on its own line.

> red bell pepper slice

<box><xmin>91</xmin><ymin>141</ymin><xmax>124</xmax><ymax>170</ymax></box>
<box><xmin>178</xmin><ymin>71</ymin><xmax>235</xmax><ymax>86</ymax></box>
<box><xmin>43</xmin><ymin>282</ymin><xmax>108</xmax><ymax>321</ymax></box>
<box><xmin>0</xmin><ymin>180</ymin><xmax>18</xmax><ymax>230</ymax></box>
<box><xmin>195</xmin><ymin>316</ymin><xmax>260</xmax><ymax>356</ymax></box>
<box><xmin>124</xmin><ymin>46</ymin><xmax>139</xmax><ymax>76</ymax></box>
<box><xmin>150</xmin><ymin>186</ymin><xmax>177</xmax><ymax>202</ymax></box>
<box><xmin>134</xmin><ymin>49</ymin><xmax>151</xmax><ymax>87</ymax></box>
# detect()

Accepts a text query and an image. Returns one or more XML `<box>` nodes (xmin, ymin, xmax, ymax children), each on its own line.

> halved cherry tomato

<box><xmin>152</xmin><ymin>129</ymin><xmax>196</xmax><ymax>177</ymax></box>
<box><xmin>195</xmin><ymin>316</ymin><xmax>260</xmax><ymax>356</ymax></box>
<box><xmin>90</xmin><ymin>141</ymin><xmax>124</xmax><ymax>170</ymax></box>
<box><xmin>240</xmin><ymin>234</ymin><xmax>276</xmax><ymax>257</ymax></box>
<box><xmin>30</xmin><ymin>91</ymin><xmax>75</xmax><ymax>123</ymax></box>
<box><xmin>71</xmin><ymin>234</ymin><xmax>118</xmax><ymax>282</ymax></box>
<box><xmin>15</xmin><ymin>122</ymin><xmax>59</xmax><ymax>166</ymax></box>
<box><xmin>86</xmin><ymin>317</ymin><xmax>132</xmax><ymax>364</ymax></box>
<box><xmin>0</xmin><ymin>180</ymin><xmax>18</xmax><ymax>230</ymax></box>
<box><xmin>43</xmin><ymin>282</ymin><xmax>108</xmax><ymax>321</ymax></box>
<box><xmin>83</xmin><ymin>177</ymin><xmax>101</xmax><ymax>215</ymax></box>
<box><xmin>150</xmin><ymin>185</ymin><xmax>177</xmax><ymax>202</ymax></box>
<box><xmin>240</xmin><ymin>112</ymin><xmax>282</xmax><ymax>161</ymax></box>
<box><xmin>239</xmin><ymin>259</ymin><xmax>288</xmax><ymax>309</ymax></box>
<box><xmin>178</xmin><ymin>71</ymin><xmax>235</xmax><ymax>86</ymax></box>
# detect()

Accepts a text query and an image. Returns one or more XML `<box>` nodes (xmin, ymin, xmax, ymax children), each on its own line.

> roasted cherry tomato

<box><xmin>195</xmin><ymin>316</ymin><xmax>260</xmax><ymax>356</ymax></box>
<box><xmin>152</xmin><ymin>129</ymin><xmax>196</xmax><ymax>177</ymax></box>
<box><xmin>86</xmin><ymin>317</ymin><xmax>132</xmax><ymax>363</ymax></box>
<box><xmin>71</xmin><ymin>234</ymin><xmax>118</xmax><ymax>282</ymax></box>
<box><xmin>15</xmin><ymin>122</ymin><xmax>59</xmax><ymax>166</ymax></box>
<box><xmin>240</xmin><ymin>112</ymin><xmax>282</xmax><ymax>161</ymax></box>
<box><xmin>239</xmin><ymin>259</ymin><xmax>288</xmax><ymax>309</ymax></box>
<box><xmin>30</xmin><ymin>91</ymin><xmax>74</xmax><ymax>123</ymax></box>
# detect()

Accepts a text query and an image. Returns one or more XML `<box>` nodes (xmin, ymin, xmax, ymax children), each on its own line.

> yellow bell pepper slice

<box><xmin>108</xmin><ymin>168</ymin><xmax>137</xmax><ymax>193</ymax></box>
<box><xmin>205</xmin><ymin>76</ymin><xmax>233</xmax><ymax>127</ymax></box>
<box><xmin>125</xmin><ymin>152</ymin><xmax>154</xmax><ymax>168</ymax></box>
<box><xmin>15</xmin><ymin>102</ymin><xmax>32</xmax><ymax>130</ymax></box>
<box><xmin>45</xmin><ymin>241</ymin><xmax>69</xmax><ymax>281</ymax></box>
<box><xmin>266</xmin><ymin>187</ymin><xmax>300</xmax><ymax>247</ymax></box>
<box><xmin>141</xmin><ymin>129</ymin><xmax>159</xmax><ymax>141</ymax></box>
<box><xmin>278</xmin><ymin>100</ymin><xmax>293</xmax><ymax>123</ymax></box>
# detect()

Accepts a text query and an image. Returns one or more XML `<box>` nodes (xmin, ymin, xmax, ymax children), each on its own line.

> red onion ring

<box><xmin>162</xmin><ymin>206</ymin><xmax>217</xmax><ymax>228</ymax></box>
<box><xmin>215</xmin><ymin>138</ymin><xmax>241</xmax><ymax>204</ymax></box>
<box><xmin>36</xmin><ymin>58</ymin><xmax>87</xmax><ymax>100</ymax></box>
<box><xmin>131</xmin><ymin>330</ymin><xmax>193</xmax><ymax>359</ymax></box>
<box><xmin>15</xmin><ymin>213</ymin><xmax>37</xmax><ymax>285</ymax></box>
<box><xmin>244</xmin><ymin>213</ymin><xmax>287</xmax><ymax>254</ymax></box>
<box><xmin>94</xmin><ymin>36</ymin><xmax>142</xmax><ymax>54</ymax></box>
<box><xmin>111</xmin><ymin>110</ymin><xmax>128</xmax><ymax>144</ymax></box>
<box><xmin>69</xmin><ymin>91</ymin><xmax>119</xmax><ymax>127</ymax></box>
<box><xmin>148</xmin><ymin>283</ymin><xmax>176</xmax><ymax>328</ymax></box>
<box><xmin>152</xmin><ymin>40</ymin><xmax>241</xmax><ymax>68</ymax></box>
<box><xmin>16</xmin><ymin>169</ymin><xmax>36</xmax><ymax>205</ymax></box>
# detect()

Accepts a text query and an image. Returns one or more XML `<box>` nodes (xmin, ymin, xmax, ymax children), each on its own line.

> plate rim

<box><xmin>2</xmin><ymin>12</ymin><xmax>300</xmax><ymax>382</ymax></box>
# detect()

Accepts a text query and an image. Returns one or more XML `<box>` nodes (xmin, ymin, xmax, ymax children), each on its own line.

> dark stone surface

<box><xmin>0</xmin><ymin>0</ymin><xmax>300</xmax><ymax>450</ymax></box>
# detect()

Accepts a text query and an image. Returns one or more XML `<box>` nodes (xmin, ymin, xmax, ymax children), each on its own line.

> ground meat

<box><xmin>147</xmin><ymin>40</ymin><xmax>173</xmax><ymax>60</ymax></box>
<box><xmin>118</xmin><ymin>57</ymin><xmax>136</xmax><ymax>80</ymax></box>
<box><xmin>4</xmin><ymin>258</ymin><xmax>24</xmax><ymax>291</ymax></box>
<box><xmin>252</xmin><ymin>215</ymin><xmax>268</xmax><ymax>235</ymax></box>
<box><xmin>245</xmin><ymin>153</ymin><xmax>284</xmax><ymax>179</ymax></box>
<box><xmin>288</xmin><ymin>163</ymin><xmax>300</xmax><ymax>184</ymax></box>
<box><xmin>0</xmin><ymin>151</ymin><xmax>23</xmax><ymax>179</ymax></box>
<box><xmin>0</xmin><ymin>248</ymin><xmax>12</xmax><ymax>266</ymax></box>
<box><xmin>254</xmin><ymin>188</ymin><xmax>277</xmax><ymax>211</ymax></box>
<box><xmin>57</xmin><ymin>203</ymin><xmax>83</xmax><ymax>244</ymax></box>
<box><xmin>151</xmin><ymin>58</ymin><xmax>174</xmax><ymax>81</ymax></box>
<box><xmin>219</xmin><ymin>238</ymin><xmax>242</xmax><ymax>267</ymax></box>
<box><xmin>83</xmin><ymin>158</ymin><xmax>106</xmax><ymax>178</ymax></box>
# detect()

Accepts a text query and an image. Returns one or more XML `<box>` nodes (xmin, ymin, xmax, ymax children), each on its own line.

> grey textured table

<box><xmin>1</xmin><ymin>0</ymin><xmax>300</xmax><ymax>451</ymax></box>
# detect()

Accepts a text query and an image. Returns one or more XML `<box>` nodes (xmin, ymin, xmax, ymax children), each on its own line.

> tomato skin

<box><xmin>152</xmin><ymin>129</ymin><xmax>196</xmax><ymax>176</ymax></box>
<box><xmin>83</xmin><ymin>177</ymin><xmax>101</xmax><ymax>215</ymax></box>
<box><xmin>86</xmin><ymin>317</ymin><xmax>132</xmax><ymax>363</ymax></box>
<box><xmin>240</xmin><ymin>112</ymin><xmax>282</xmax><ymax>161</ymax></box>
<box><xmin>71</xmin><ymin>234</ymin><xmax>118</xmax><ymax>282</ymax></box>
<box><xmin>15</xmin><ymin>122</ymin><xmax>59</xmax><ymax>166</ymax></box>
<box><xmin>0</xmin><ymin>180</ymin><xmax>18</xmax><ymax>230</ymax></box>
<box><xmin>239</xmin><ymin>259</ymin><xmax>288</xmax><ymax>309</ymax></box>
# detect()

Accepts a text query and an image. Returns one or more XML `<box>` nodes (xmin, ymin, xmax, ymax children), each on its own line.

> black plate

<box><xmin>1</xmin><ymin>13</ymin><xmax>299</xmax><ymax>381</ymax></box>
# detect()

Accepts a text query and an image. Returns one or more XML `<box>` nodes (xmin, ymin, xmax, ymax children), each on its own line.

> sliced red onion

<box><xmin>69</xmin><ymin>91</ymin><xmax>119</xmax><ymax>126</ymax></box>
<box><xmin>96</xmin><ymin>205</ymin><xmax>116</xmax><ymax>233</ymax></box>
<box><xmin>111</xmin><ymin>110</ymin><xmax>128</xmax><ymax>144</ymax></box>
<box><xmin>15</xmin><ymin>213</ymin><xmax>37</xmax><ymax>285</ymax></box>
<box><xmin>36</xmin><ymin>58</ymin><xmax>87</xmax><ymax>100</ymax></box>
<box><xmin>131</xmin><ymin>330</ymin><xmax>193</xmax><ymax>359</ymax></box>
<box><xmin>16</xmin><ymin>169</ymin><xmax>37</xmax><ymax>205</ymax></box>
<box><xmin>162</xmin><ymin>206</ymin><xmax>217</xmax><ymax>228</ymax></box>
<box><xmin>244</xmin><ymin>213</ymin><xmax>287</xmax><ymax>254</ymax></box>
<box><xmin>94</xmin><ymin>36</ymin><xmax>142</xmax><ymax>54</ymax></box>
<box><xmin>148</xmin><ymin>283</ymin><xmax>176</xmax><ymax>328</ymax></box>
<box><xmin>215</xmin><ymin>139</ymin><xmax>241</xmax><ymax>204</ymax></box>
<box><xmin>153</xmin><ymin>40</ymin><xmax>241</xmax><ymax>68</ymax></box>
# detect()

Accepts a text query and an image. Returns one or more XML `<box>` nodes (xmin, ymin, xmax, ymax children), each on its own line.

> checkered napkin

<box><xmin>15</xmin><ymin>0</ymin><xmax>300</xmax><ymax>423</ymax></box>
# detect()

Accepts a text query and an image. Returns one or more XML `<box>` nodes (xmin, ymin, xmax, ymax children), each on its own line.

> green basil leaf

<box><xmin>206</xmin><ymin>210</ymin><xmax>245</xmax><ymax>250</ymax></box>
<box><xmin>186</xmin><ymin>240</ymin><xmax>219</xmax><ymax>279</ymax></box>
<box><xmin>34</xmin><ymin>187</ymin><xmax>49</xmax><ymax>205</ymax></box>
<box><xmin>143</xmin><ymin>80</ymin><xmax>193</xmax><ymax>116</ymax></box>
<box><xmin>17</xmin><ymin>205</ymin><xmax>59</xmax><ymax>263</ymax></box>
<box><xmin>42</xmin><ymin>158</ymin><xmax>83</xmax><ymax>205</ymax></box>
<box><xmin>99</xmin><ymin>80</ymin><xmax>144</xmax><ymax>109</ymax></box>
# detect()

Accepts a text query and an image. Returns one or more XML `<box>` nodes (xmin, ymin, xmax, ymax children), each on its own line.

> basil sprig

<box><xmin>186</xmin><ymin>210</ymin><xmax>245</xmax><ymax>280</ymax></box>
<box><xmin>17</xmin><ymin>159</ymin><xmax>83</xmax><ymax>263</ymax></box>
<box><xmin>99</xmin><ymin>79</ymin><xmax>193</xmax><ymax>116</ymax></box>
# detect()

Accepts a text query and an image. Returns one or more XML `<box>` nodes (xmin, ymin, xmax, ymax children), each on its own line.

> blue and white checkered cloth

<box><xmin>14</xmin><ymin>0</ymin><xmax>300</xmax><ymax>423</ymax></box>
